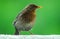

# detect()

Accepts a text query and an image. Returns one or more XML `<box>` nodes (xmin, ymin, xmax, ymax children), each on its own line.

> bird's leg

<box><xmin>28</xmin><ymin>31</ymin><xmax>33</xmax><ymax>35</ymax></box>
<box><xmin>14</xmin><ymin>27</ymin><xmax>19</xmax><ymax>35</ymax></box>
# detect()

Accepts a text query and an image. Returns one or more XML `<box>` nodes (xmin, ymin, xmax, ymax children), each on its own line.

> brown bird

<box><xmin>13</xmin><ymin>4</ymin><xmax>40</xmax><ymax>35</ymax></box>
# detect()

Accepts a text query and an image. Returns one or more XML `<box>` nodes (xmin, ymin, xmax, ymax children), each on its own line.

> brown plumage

<box><xmin>13</xmin><ymin>4</ymin><xmax>40</xmax><ymax>35</ymax></box>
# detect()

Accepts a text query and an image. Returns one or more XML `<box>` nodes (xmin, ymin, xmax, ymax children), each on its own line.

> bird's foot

<box><xmin>28</xmin><ymin>31</ymin><xmax>34</xmax><ymax>35</ymax></box>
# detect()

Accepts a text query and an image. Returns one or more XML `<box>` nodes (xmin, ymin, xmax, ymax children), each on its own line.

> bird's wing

<box><xmin>16</xmin><ymin>8</ymin><xmax>27</xmax><ymax>19</ymax></box>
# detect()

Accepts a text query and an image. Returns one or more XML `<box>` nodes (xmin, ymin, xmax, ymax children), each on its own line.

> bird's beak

<box><xmin>38</xmin><ymin>6</ymin><xmax>42</xmax><ymax>8</ymax></box>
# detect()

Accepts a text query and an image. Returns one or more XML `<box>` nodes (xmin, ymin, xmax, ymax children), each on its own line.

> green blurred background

<box><xmin>0</xmin><ymin>0</ymin><xmax>60</xmax><ymax>35</ymax></box>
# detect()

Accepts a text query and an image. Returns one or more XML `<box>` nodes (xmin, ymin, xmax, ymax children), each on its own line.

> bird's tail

<box><xmin>14</xmin><ymin>27</ymin><xmax>19</xmax><ymax>35</ymax></box>
<box><xmin>14</xmin><ymin>31</ymin><xmax>19</xmax><ymax>35</ymax></box>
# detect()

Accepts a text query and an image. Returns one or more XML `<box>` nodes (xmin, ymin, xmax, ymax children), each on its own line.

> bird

<box><xmin>13</xmin><ymin>4</ymin><xmax>40</xmax><ymax>35</ymax></box>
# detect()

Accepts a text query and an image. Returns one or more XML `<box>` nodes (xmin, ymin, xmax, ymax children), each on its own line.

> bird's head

<box><xmin>26</xmin><ymin>4</ymin><xmax>41</xmax><ymax>11</ymax></box>
<box><xmin>29</xmin><ymin>4</ymin><xmax>40</xmax><ymax>8</ymax></box>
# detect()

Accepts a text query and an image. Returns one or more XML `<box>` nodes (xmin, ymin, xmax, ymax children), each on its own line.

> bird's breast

<box><xmin>21</xmin><ymin>11</ymin><xmax>36</xmax><ymax>23</ymax></box>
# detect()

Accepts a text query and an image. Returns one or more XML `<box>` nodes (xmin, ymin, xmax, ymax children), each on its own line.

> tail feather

<box><xmin>14</xmin><ymin>27</ymin><xmax>19</xmax><ymax>35</ymax></box>
<box><xmin>15</xmin><ymin>31</ymin><xmax>19</xmax><ymax>35</ymax></box>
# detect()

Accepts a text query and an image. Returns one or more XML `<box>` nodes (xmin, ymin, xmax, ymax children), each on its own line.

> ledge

<box><xmin>0</xmin><ymin>35</ymin><xmax>60</xmax><ymax>39</ymax></box>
